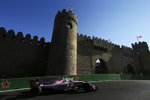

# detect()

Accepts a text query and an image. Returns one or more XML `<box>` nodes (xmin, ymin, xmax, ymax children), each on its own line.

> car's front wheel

<box><xmin>30</xmin><ymin>86</ymin><xmax>42</xmax><ymax>95</ymax></box>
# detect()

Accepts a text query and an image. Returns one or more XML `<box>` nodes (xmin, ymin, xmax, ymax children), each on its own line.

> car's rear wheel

<box><xmin>66</xmin><ymin>86</ymin><xmax>78</xmax><ymax>94</ymax></box>
<box><xmin>83</xmin><ymin>83</ymin><xmax>91</xmax><ymax>92</ymax></box>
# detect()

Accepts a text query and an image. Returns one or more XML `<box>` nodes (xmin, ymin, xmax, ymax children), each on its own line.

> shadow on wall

<box><xmin>0</xmin><ymin>27</ymin><xmax>50</xmax><ymax>78</ymax></box>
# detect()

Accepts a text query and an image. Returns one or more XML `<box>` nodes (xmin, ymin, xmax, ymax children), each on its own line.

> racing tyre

<box><xmin>66</xmin><ymin>86</ymin><xmax>78</xmax><ymax>94</ymax></box>
<box><xmin>83</xmin><ymin>83</ymin><xmax>91</xmax><ymax>92</ymax></box>
<box><xmin>31</xmin><ymin>87</ymin><xmax>42</xmax><ymax>95</ymax></box>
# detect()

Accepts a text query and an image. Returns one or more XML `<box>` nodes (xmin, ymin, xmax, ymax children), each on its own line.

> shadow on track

<box><xmin>4</xmin><ymin>90</ymin><xmax>36</xmax><ymax>100</ymax></box>
<box><xmin>4</xmin><ymin>90</ymin><xmax>68</xmax><ymax>100</ymax></box>
<box><xmin>0</xmin><ymin>94</ymin><xmax>8</xmax><ymax>100</ymax></box>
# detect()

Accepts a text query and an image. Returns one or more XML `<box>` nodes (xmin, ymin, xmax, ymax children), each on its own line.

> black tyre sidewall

<box><xmin>83</xmin><ymin>83</ymin><xmax>91</xmax><ymax>92</ymax></box>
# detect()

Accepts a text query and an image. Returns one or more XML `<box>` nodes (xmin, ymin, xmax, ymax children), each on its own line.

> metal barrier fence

<box><xmin>0</xmin><ymin>74</ymin><xmax>149</xmax><ymax>92</ymax></box>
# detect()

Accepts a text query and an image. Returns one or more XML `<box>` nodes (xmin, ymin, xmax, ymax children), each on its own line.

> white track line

<box><xmin>0</xmin><ymin>88</ymin><xmax>30</xmax><ymax>93</ymax></box>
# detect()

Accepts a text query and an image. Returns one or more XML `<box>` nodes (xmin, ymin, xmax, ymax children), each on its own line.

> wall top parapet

<box><xmin>0</xmin><ymin>27</ymin><xmax>50</xmax><ymax>47</ymax></box>
<box><xmin>56</xmin><ymin>9</ymin><xmax>78</xmax><ymax>24</ymax></box>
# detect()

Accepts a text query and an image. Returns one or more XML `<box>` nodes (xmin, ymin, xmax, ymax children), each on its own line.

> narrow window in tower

<box><xmin>66</xmin><ymin>22</ymin><xmax>72</xmax><ymax>29</ymax></box>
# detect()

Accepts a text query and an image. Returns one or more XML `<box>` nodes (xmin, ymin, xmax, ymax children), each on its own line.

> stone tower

<box><xmin>132</xmin><ymin>42</ymin><xmax>150</xmax><ymax>74</ymax></box>
<box><xmin>46</xmin><ymin>9</ymin><xmax>78</xmax><ymax>75</ymax></box>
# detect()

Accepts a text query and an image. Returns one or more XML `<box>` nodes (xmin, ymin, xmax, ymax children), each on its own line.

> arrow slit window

<box><xmin>66</xmin><ymin>22</ymin><xmax>72</xmax><ymax>29</ymax></box>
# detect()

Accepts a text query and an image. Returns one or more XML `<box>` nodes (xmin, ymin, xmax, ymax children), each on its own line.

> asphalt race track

<box><xmin>1</xmin><ymin>80</ymin><xmax>150</xmax><ymax>100</ymax></box>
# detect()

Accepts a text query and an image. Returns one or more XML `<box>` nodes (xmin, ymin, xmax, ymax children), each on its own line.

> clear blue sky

<box><xmin>0</xmin><ymin>0</ymin><xmax>150</xmax><ymax>48</ymax></box>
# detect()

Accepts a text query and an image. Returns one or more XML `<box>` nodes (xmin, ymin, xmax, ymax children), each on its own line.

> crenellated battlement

<box><xmin>56</xmin><ymin>9</ymin><xmax>78</xmax><ymax>24</ymax></box>
<box><xmin>77</xmin><ymin>33</ymin><xmax>92</xmax><ymax>41</ymax></box>
<box><xmin>121</xmin><ymin>45</ymin><xmax>132</xmax><ymax>50</ymax></box>
<box><xmin>0</xmin><ymin>27</ymin><xmax>50</xmax><ymax>47</ymax></box>
<box><xmin>132</xmin><ymin>41</ymin><xmax>149</xmax><ymax>54</ymax></box>
<box><xmin>121</xmin><ymin>45</ymin><xmax>134</xmax><ymax>57</ymax></box>
<box><xmin>132</xmin><ymin>41</ymin><xmax>148</xmax><ymax>48</ymax></box>
<box><xmin>77</xmin><ymin>33</ymin><xmax>119</xmax><ymax>52</ymax></box>
<box><xmin>77</xmin><ymin>33</ymin><xmax>138</xmax><ymax>56</ymax></box>
<box><xmin>78</xmin><ymin>33</ymin><xmax>110</xmax><ymax>43</ymax></box>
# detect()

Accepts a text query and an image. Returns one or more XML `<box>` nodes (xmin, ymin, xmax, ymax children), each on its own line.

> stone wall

<box><xmin>0</xmin><ymin>27</ymin><xmax>49</xmax><ymax>78</ymax></box>
<box><xmin>1</xmin><ymin>25</ymin><xmax>150</xmax><ymax>77</ymax></box>
<box><xmin>77</xmin><ymin>33</ymin><xmax>141</xmax><ymax>74</ymax></box>
<box><xmin>77</xmin><ymin>35</ymin><xmax>92</xmax><ymax>74</ymax></box>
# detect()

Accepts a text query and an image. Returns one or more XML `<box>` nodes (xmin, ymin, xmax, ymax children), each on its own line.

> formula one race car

<box><xmin>29</xmin><ymin>77</ymin><xmax>98</xmax><ymax>95</ymax></box>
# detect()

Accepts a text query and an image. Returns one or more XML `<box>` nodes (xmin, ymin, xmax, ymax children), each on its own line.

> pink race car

<box><xmin>29</xmin><ymin>77</ymin><xmax>98</xmax><ymax>95</ymax></box>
